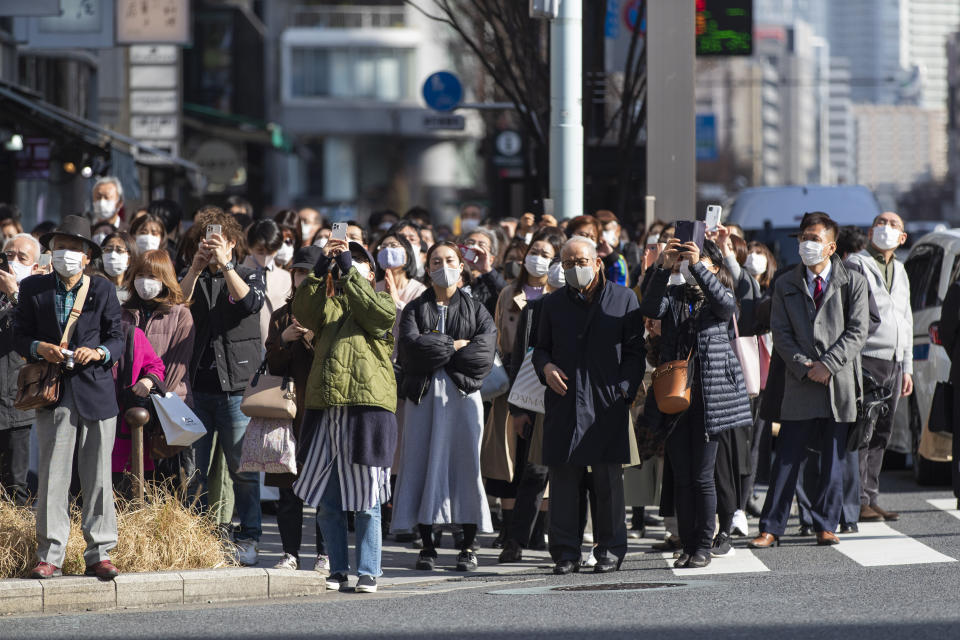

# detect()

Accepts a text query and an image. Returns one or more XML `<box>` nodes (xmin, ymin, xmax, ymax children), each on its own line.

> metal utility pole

<box><xmin>542</xmin><ymin>0</ymin><xmax>583</xmax><ymax>221</ymax></box>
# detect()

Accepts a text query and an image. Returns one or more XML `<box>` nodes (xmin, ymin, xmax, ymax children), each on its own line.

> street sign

<box><xmin>131</xmin><ymin>115</ymin><xmax>179</xmax><ymax>139</ymax></box>
<box><xmin>423</xmin><ymin>114</ymin><xmax>466</xmax><ymax>131</ymax></box>
<box><xmin>493</xmin><ymin>130</ymin><xmax>523</xmax><ymax>168</ymax></box>
<box><xmin>130</xmin><ymin>90</ymin><xmax>178</xmax><ymax>113</ymax></box>
<box><xmin>422</xmin><ymin>71</ymin><xmax>463</xmax><ymax>112</ymax></box>
<box><xmin>696</xmin><ymin>0</ymin><xmax>753</xmax><ymax>56</ymax></box>
<box><xmin>116</xmin><ymin>0</ymin><xmax>191</xmax><ymax>45</ymax></box>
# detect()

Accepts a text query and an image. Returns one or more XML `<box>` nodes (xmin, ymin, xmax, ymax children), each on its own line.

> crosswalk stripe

<box><xmin>661</xmin><ymin>550</ymin><xmax>770</xmax><ymax>576</ymax></box>
<box><xmin>926</xmin><ymin>498</ymin><xmax>960</xmax><ymax>521</ymax></box>
<box><xmin>831</xmin><ymin>522</ymin><xmax>956</xmax><ymax>566</ymax></box>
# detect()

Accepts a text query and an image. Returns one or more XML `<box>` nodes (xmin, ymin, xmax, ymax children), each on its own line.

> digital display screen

<box><xmin>696</xmin><ymin>0</ymin><xmax>753</xmax><ymax>56</ymax></box>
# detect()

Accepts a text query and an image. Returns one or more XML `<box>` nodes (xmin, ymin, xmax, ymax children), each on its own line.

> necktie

<box><xmin>813</xmin><ymin>275</ymin><xmax>824</xmax><ymax>310</ymax></box>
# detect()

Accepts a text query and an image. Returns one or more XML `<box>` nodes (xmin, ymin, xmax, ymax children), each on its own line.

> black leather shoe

<box><xmin>686</xmin><ymin>551</ymin><xmax>711</xmax><ymax>568</ymax></box>
<box><xmin>553</xmin><ymin>559</ymin><xmax>579</xmax><ymax>575</ymax></box>
<box><xmin>498</xmin><ymin>539</ymin><xmax>523</xmax><ymax>564</ymax></box>
<box><xmin>593</xmin><ymin>555</ymin><xmax>622</xmax><ymax>573</ymax></box>
<box><xmin>673</xmin><ymin>553</ymin><xmax>691</xmax><ymax>568</ymax></box>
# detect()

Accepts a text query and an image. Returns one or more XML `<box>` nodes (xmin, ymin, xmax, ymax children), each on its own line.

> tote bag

<box><xmin>239</xmin><ymin>417</ymin><xmax>297</xmax><ymax>475</ymax></box>
<box><xmin>480</xmin><ymin>352</ymin><xmax>511</xmax><ymax>401</ymax></box>
<box><xmin>150</xmin><ymin>392</ymin><xmax>207</xmax><ymax>447</ymax></box>
<box><xmin>732</xmin><ymin>318</ymin><xmax>761</xmax><ymax>397</ymax></box>
<box><xmin>506</xmin><ymin>349</ymin><xmax>546</xmax><ymax>414</ymax></box>
<box><xmin>240</xmin><ymin>360</ymin><xmax>297</xmax><ymax>420</ymax></box>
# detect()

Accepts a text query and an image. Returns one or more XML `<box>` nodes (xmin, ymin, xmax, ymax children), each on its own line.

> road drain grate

<box><xmin>553</xmin><ymin>582</ymin><xmax>687</xmax><ymax>592</ymax></box>
<box><xmin>489</xmin><ymin>580</ymin><xmax>715</xmax><ymax>595</ymax></box>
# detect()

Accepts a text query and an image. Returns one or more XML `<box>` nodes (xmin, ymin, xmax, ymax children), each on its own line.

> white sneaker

<box><xmin>731</xmin><ymin>510</ymin><xmax>750</xmax><ymax>537</ymax></box>
<box><xmin>273</xmin><ymin>553</ymin><xmax>298</xmax><ymax>570</ymax></box>
<box><xmin>313</xmin><ymin>554</ymin><xmax>331</xmax><ymax>578</ymax></box>
<box><xmin>235</xmin><ymin>539</ymin><xmax>259</xmax><ymax>566</ymax></box>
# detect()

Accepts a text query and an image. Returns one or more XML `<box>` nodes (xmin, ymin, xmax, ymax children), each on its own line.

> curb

<box><xmin>0</xmin><ymin>568</ymin><xmax>326</xmax><ymax>616</ymax></box>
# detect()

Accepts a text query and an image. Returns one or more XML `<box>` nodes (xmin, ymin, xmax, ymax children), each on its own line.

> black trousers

<box><xmin>277</xmin><ymin>487</ymin><xmax>325</xmax><ymax>557</ymax></box>
<box><xmin>666</xmin><ymin>393</ymin><xmax>718</xmax><ymax>554</ymax></box>
<box><xmin>0</xmin><ymin>425</ymin><xmax>31</xmax><ymax>506</ymax></box>
<box><xmin>548</xmin><ymin>463</ymin><xmax>626</xmax><ymax>563</ymax></box>
<box><xmin>797</xmin><ymin>445</ymin><xmax>860</xmax><ymax>528</ymax></box>
<box><xmin>507</xmin><ymin>461</ymin><xmax>549</xmax><ymax>547</ymax></box>
<box><xmin>714</xmin><ymin>427</ymin><xmax>746</xmax><ymax>532</ymax></box>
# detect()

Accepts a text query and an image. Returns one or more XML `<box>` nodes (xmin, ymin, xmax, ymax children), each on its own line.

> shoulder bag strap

<box><xmin>59</xmin><ymin>275</ymin><xmax>90</xmax><ymax>349</ymax></box>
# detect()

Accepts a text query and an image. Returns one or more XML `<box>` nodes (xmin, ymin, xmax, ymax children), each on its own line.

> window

<box><xmin>290</xmin><ymin>47</ymin><xmax>411</xmax><ymax>101</ymax></box>
<box><xmin>904</xmin><ymin>244</ymin><xmax>944</xmax><ymax>310</ymax></box>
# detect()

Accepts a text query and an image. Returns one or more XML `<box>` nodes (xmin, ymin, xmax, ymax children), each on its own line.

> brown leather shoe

<box><xmin>748</xmin><ymin>532</ymin><xmax>780</xmax><ymax>548</ymax></box>
<box><xmin>84</xmin><ymin>560</ymin><xmax>119</xmax><ymax>580</ymax></box>
<box><xmin>859</xmin><ymin>504</ymin><xmax>884</xmax><ymax>522</ymax></box>
<box><xmin>873</xmin><ymin>505</ymin><xmax>899</xmax><ymax>521</ymax></box>
<box><xmin>29</xmin><ymin>562</ymin><xmax>61</xmax><ymax>579</ymax></box>
<box><xmin>817</xmin><ymin>530</ymin><xmax>840</xmax><ymax>546</ymax></box>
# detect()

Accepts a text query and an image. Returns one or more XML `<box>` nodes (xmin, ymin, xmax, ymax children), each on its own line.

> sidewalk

<box><xmin>0</xmin><ymin>507</ymin><xmax>663</xmax><ymax>616</ymax></box>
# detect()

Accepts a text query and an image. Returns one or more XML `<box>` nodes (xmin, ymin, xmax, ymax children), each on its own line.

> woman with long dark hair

<box><xmin>638</xmin><ymin>238</ymin><xmax>753</xmax><ymax>568</ymax></box>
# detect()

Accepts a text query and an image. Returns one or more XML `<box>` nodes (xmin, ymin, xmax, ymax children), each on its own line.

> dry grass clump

<box><xmin>0</xmin><ymin>482</ymin><xmax>235</xmax><ymax>578</ymax></box>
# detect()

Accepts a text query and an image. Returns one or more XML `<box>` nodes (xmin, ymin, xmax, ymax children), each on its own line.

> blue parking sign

<box><xmin>422</xmin><ymin>71</ymin><xmax>463</xmax><ymax>112</ymax></box>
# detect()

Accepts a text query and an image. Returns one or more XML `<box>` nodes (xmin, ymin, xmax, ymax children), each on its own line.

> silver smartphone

<box><xmin>38</xmin><ymin>254</ymin><xmax>52</xmax><ymax>269</ymax></box>
<box><xmin>705</xmin><ymin>205</ymin><xmax>722</xmax><ymax>232</ymax></box>
<box><xmin>206</xmin><ymin>224</ymin><xmax>222</xmax><ymax>241</ymax></box>
<box><xmin>331</xmin><ymin>222</ymin><xmax>347</xmax><ymax>241</ymax></box>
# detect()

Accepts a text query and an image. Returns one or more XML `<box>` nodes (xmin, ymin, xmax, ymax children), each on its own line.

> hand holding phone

<box><xmin>0</xmin><ymin>252</ymin><xmax>9</xmax><ymax>274</ymax></box>
<box><xmin>206</xmin><ymin>224</ymin><xmax>222</xmax><ymax>241</ymax></box>
<box><xmin>675</xmin><ymin>220</ymin><xmax>706</xmax><ymax>250</ymax></box>
<box><xmin>705</xmin><ymin>205</ymin><xmax>722</xmax><ymax>232</ymax></box>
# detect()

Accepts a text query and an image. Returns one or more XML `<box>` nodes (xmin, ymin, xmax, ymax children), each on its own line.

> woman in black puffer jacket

<box><xmin>639</xmin><ymin>238</ymin><xmax>752</xmax><ymax>569</ymax></box>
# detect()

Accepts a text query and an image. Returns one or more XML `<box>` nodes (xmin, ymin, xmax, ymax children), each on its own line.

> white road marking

<box><xmin>832</xmin><ymin>521</ymin><xmax>955</xmax><ymax>566</ymax></box>
<box><xmin>927</xmin><ymin>498</ymin><xmax>960</xmax><ymax>521</ymax></box>
<box><xmin>661</xmin><ymin>550</ymin><xmax>770</xmax><ymax>576</ymax></box>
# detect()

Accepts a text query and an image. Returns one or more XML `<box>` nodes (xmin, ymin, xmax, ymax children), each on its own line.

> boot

<box><xmin>492</xmin><ymin>510</ymin><xmax>513</xmax><ymax>549</ymax></box>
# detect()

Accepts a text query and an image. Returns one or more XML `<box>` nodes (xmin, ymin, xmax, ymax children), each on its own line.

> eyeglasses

<box><xmin>561</xmin><ymin>258</ymin><xmax>594</xmax><ymax>269</ymax></box>
<box><xmin>875</xmin><ymin>219</ymin><xmax>904</xmax><ymax>231</ymax></box>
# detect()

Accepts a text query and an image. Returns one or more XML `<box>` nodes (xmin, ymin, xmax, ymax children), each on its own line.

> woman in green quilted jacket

<box><xmin>290</xmin><ymin>238</ymin><xmax>397</xmax><ymax>595</ymax></box>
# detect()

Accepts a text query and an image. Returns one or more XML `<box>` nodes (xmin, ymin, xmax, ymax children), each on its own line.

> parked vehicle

<box><xmin>726</xmin><ymin>185</ymin><xmax>883</xmax><ymax>265</ymax></box>
<box><xmin>900</xmin><ymin>230</ymin><xmax>960</xmax><ymax>485</ymax></box>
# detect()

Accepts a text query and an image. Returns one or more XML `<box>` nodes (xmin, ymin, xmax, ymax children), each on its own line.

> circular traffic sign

<box><xmin>422</xmin><ymin>71</ymin><xmax>463</xmax><ymax>112</ymax></box>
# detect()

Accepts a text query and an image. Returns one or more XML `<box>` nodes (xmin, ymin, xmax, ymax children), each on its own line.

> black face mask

<box><xmin>503</xmin><ymin>261</ymin><xmax>522</xmax><ymax>281</ymax></box>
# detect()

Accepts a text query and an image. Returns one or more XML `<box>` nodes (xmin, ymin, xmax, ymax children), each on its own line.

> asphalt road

<box><xmin>5</xmin><ymin>470</ymin><xmax>960</xmax><ymax>640</ymax></box>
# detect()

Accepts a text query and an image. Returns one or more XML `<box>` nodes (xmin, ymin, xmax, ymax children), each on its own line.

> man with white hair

<box><xmin>532</xmin><ymin>236</ymin><xmax>645</xmax><ymax>575</ymax></box>
<box><xmin>0</xmin><ymin>233</ymin><xmax>42</xmax><ymax>504</ymax></box>
<box><xmin>90</xmin><ymin>176</ymin><xmax>127</xmax><ymax>231</ymax></box>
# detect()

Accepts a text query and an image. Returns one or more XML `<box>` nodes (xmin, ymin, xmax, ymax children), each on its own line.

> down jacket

<box><xmin>639</xmin><ymin>262</ymin><xmax>753</xmax><ymax>436</ymax></box>
<box><xmin>397</xmin><ymin>287</ymin><xmax>497</xmax><ymax>403</ymax></box>
<box><xmin>293</xmin><ymin>264</ymin><xmax>397</xmax><ymax>413</ymax></box>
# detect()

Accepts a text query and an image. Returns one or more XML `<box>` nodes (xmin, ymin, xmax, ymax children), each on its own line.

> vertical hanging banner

<box><xmin>116</xmin><ymin>0</ymin><xmax>191</xmax><ymax>45</ymax></box>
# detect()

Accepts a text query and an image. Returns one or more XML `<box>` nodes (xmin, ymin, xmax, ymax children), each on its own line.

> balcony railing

<box><xmin>291</xmin><ymin>5</ymin><xmax>406</xmax><ymax>29</ymax></box>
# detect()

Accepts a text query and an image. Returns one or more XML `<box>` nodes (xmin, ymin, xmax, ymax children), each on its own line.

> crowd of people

<box><xmin>0</xmin><ymin>179</ymin><xmax>918</xmax><ymax>590</ymax></box>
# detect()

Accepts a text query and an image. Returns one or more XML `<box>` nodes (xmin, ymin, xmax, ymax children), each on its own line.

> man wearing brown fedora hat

<box><xmin>13</xmin><ymin>214</ymin><xmax>124</xmax><ymax>580</ymax></box>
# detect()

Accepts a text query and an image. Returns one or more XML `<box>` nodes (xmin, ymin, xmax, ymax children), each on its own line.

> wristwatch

<box><xmin>96</xmin><ymin>347</ymin><xmax>107</xmax><ymax>361</ymax></box>
<box><xmin>10</xmin><ymin>290</ymin><xmax>18</xmax><ymax>305</ymax></box>
<box><xmin>221</xmin><ymin>260</ymin><xmax>235</xmax><ymax>272</ymax></box>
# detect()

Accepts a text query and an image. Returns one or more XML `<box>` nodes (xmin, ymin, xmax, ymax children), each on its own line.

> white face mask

<box><xmin>524</xmin><ymin>254</ymin><xmax>551</xmax><ymax>277</ymax></box>
<box><xmin>301</xmin><ymin>223</ymin><xmax>317</xmax><ymax>241</ymax></box>
<box><xmin>314</xmin><ymin>236</ymin><xmax>328</xmax><ymax>249</ymax></box>
<box><xmin>679</xmin><ymin>260</ymin><xmax>696</xmax><ymax>284</ymax></box>
<box><xmin>378</xmin><ymin>246</ymin><xmax>407</xmax><ymax>270</ymax></box>
<box><xmin>430</xmin><ymin>265</ymin><xmax>461</xmax><ymax>289</ymax></box>
<box><xmin>102</xmin><ymin>251</ymin><xmax>129</xmax><ymax>277</ymax></box>
<box><xmin>254</xmin><ymin>253</ymin><xmax>276</xmax><ymax>270</ymax></box>
<box><xmin>602</xmin><ymin>229</ymin><xmax>620</xmax><ymax>247</ymax></box>
<box><xmin>275</xmin><ymin>243</ymin><xmax>294</xmax><ymax>266</ymax></box>
<box><xmin>378</xmin><ymin>221</ymin><xmax>394</xmax><ymax>232</ymax></box>
<box><xmin>872</xmin><ymin>225</ymin><xmax>902</xmax><ymax>251</ymax></box>
<box><xmin>647</xmin><ymin>233</ymin><xmax>660</xmax><ymax>245</ymax></box>
<box><xmin>93</xmin><ymin>198</ymin><xmax>118</xmax><ymax>220</ymax></box>
<box><xmin>92</xmin><ymin>232</ymin><xmax>107</xmax><ymax>246</ymax></box>
<box><xmin>9</xmin><ymin>260</ymin><xmax>34</xmax><ymax>283</ymax></box>
<box><xmin>547</xmin><ymin>261</ymin><xmax>565</xmax><ymax>288</ymax></box>
<box><xmin>798</xmin><ymin>240</ymin><xmax>826</xmax><ymax>267</ymax></box>
<box><xmin>135</xmin><ymin>234</ymin><xmax>161</xmax><ymax>252</ymax></box>
<box><xmin>522</xmin><ymin>232</ymin><xmax>533</xmax><ymax>245</ymax></box>
<box><xmin>564</xmin><ymin>265</ymin><xmax>596</xmax><ymax>291</ymax></box>
<box><xmin>354</xmin><ymin>262</ymin><xmax>372</xmax><ymax>280</ymax></box>
<box><xmin>744</xmin><ymin>252</ymin><xmax>768</xmax><ymax>276</ymax></box>
<box><xmin>461</xmin><ymin>218</ymin><xmax>480</xmax><ymax>233</ymax></box>
<box><xmin>668</xmin><ymin>272</ymin><xmax>686</xmax><ymax>287</ymax></box>
<box><xmin>52</xmin><ymin>249</ymin><xmax>85</xmax><ymax>277</ymax></box>
<box><xmin>134</xmin><ymin>277</ymin><xmax>163</xmax><ymax>300</ymax></box>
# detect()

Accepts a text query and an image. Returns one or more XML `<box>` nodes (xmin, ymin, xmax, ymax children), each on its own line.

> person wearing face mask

<box><xmin>459</xmin><ymin>204</ymin><xmax>484</xmax><ymax>235</ymax></box>
<box><xmin>750</xmin><ymin>212</ymin><xmax>869</xmax><ymax>550</ymax></box>
<box><xmin>640</xmin><ymin>238</ymin><xmax>753</xmax><ymax>568</ymax></box>
<box><xmin>179</xmin><ymin>206</ymin><xmax>266</xmax><ymax>567</ymax></box>
<box><xmin>129</xmin><ymin>213</ymin><xmax>167</xmax><ymax>256</ymax></box>
<box><xmin>12</xmin><ymin>215</ymin><xmax>124</xmax><ymax>580</ymax></box>
<box><xmin>291</xmin><ymin>239</ymin><xmax>397</xmax><ymax>594</ymax></box>
<box><xmin>845</xmin><ymin>212</ymin><xmax>912</xmax><ymax>523</ymax></box>
<box><xmin>90</xmin><ymin>176</ymin><xmax>127</xmax><ymax>231</ymax></box>
<box><xmin>298</xmin><ymin>208</ymin><xmax>323</xmax><ymax>248</ymax></box>
<box><xmin>99</xmin><ymin>232</ymin><xmax>137</xmax><ymax>304</ymax></box>
<box><xmin>596</xmin><ymin>210</ymin><xmax>637</xmax><ymax>283</ymax></box>
<box><xmin>532</xmin><ymin>236</ymin><xmax>645</xmax><ymax>575</ymax></box>
<box><xmin>490</xmin><ymin>231</ymin><xmax>563</xmax><ymax>561</ymax></box>
<box><xmin>121</xmin><ymin>249</ymin><xmax>197</xmax><ymax>492</ymax></box>
<box><xmin>461</xmin><ymin>227</ymin><xmax>507</xmax><ymax>317</ymax></box>
<box><xmin>392</xmin><ymin>242</ymin><xmax>497</xmax><ymax>573</ymax></box>
<box><xmin>243</xmin><ymin>220</ymin><xmax>293</xmax><ymax>351</ymax></box>
<box><xmin>0</xmin><ymin>232</ymin><xmax>42</xmax><ymax>506</ymax></box>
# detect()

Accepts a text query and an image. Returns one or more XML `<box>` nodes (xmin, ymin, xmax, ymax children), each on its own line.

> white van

<box><xmin>726</xmin><ymin>185</ymin><xmax>883</xmax><ymax>264</ymax></box>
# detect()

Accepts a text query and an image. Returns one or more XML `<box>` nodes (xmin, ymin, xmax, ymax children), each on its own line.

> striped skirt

<box><xmin>293</xmin><ymin>407</ymin><xmax>390</xmax><ymax>513</ymax></box>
